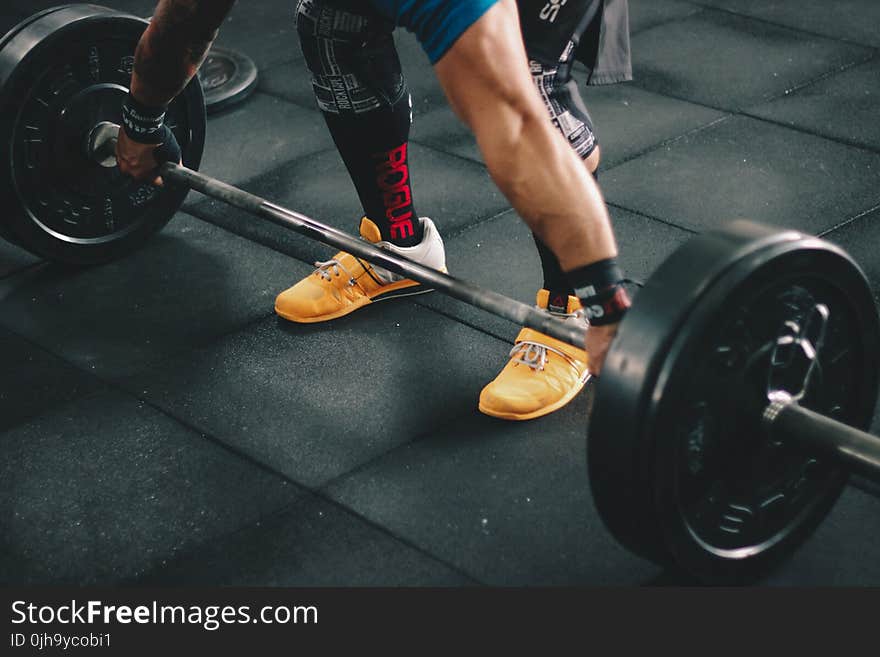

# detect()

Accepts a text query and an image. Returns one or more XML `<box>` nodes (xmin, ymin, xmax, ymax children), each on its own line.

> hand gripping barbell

<box><xmin>1</xmin><ymin>5</ymin><xmax>879</xmax><ymax>584</ymax></box>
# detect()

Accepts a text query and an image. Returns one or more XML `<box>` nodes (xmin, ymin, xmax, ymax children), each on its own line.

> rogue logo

<box><xmin>374</xmin><ymin>143</ymin><xmax>415</xmax><ymax>241</ymax></box>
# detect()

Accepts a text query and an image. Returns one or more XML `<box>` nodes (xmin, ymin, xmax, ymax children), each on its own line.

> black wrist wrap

<box><xmin>567</xmin><ymin>258</ymin><xmax>632</xmax><ymax>326</ymax></box>
<box><xmin>121</xmin><ymin>94</ymin><xmax>168</xmax><ymax>144</ymax></box>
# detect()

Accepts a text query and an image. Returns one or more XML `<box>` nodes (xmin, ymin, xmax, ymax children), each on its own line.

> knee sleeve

<box><xmin>295</xmin><ymin>0</ymin><xmax>408</xmax><ymax>115</ymax></box>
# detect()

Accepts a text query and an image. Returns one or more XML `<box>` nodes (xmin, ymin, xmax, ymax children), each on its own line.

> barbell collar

<box><xmin>158</xmin><ymin>162</ymin><xmax>588</xmax><ymax>349</ymax></box>
<box><xmin>763</xmin><ymin>399</ymin><xmax>880</xmax><ymax>482</ymax></box>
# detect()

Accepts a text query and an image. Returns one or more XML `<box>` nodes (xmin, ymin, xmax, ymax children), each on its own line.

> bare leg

<box><xmin>434</xmin><ymin>0</ymin><xmax>619</xmax><ymax>371</ymax></box>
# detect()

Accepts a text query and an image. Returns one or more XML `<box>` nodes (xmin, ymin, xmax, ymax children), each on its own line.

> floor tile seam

<box><xmin>0</xmin><ymin>321</ymin><xmax>318</xmax><ymax>497</ymax></box>
<box><xmin>412</xmin><ymin>295</ymin><xmax>519</xmax><ymax>345</ymax></box>
<box><xmin>180</xmin><ymin>204</ymin><xmax>322</xmax><ymax>268</ymax></box>
<box><xmin>850</xmin><ymin>477</ymin><xmax>880</xmax><ymax>502</ymax></box>
<box><xmin>0</xmin><ymin>385</ymin><xmax>109</xmax><ymax>437</ymax></box>
<box><xmin>122</xmin><ymin>486</ymin><xmax>481</xmax><ymax>588</ymax></box>
<box><xmin>315</xmin><ymin>407</ymin><xmax>497</xmax><ymax>501</ymax></box>
<box><xmin>409</xmin><ymin>134</ymin><xmax>512</xmax><ymax>173</ymax></box>
<box><xmin>408</xmin><ymin>136</ymin><xmax>484</xmax><ymax>168</ymax></box>
<box><xmin>118</xmin><ymin>496</ymin><xmax>320</xmax><ymax>586</ymax></box>
<box><xmin>1</xmin><ymin>324</ymin><xmax>487</xmax><ymax>587</ymax></box>
<box><xmin>757</xmin><ymin>51</ymin><xmax>879</xmax><ymax>106</ymax></box>
<box><xmin>599</xmin><ymin>113</ymin><xmax>734</xmax><ymax>172</ymax></box>
<box><xmin>410</xmin><ymin>105</ymin><xmax>736</xmax><ymax>176</ymax></box>
<box><xmin>0</xmin><ymin>259</ymin><xmax>44</xmax><ymax>282</ymax></box>
<box><xmin>736</xmin><ymin>110</ymin><xmax>880</xmax><ymax>157</ymax></box>
<box><xmin>183</xmin><ymin>143</ymin><xmax>342</xmax><ymax>213</ymax></box>
<box><xmin>683</xmin><ymin>3</ymin><xmax>880</xmax><ymax>50</ymax></box>
<box><xmin>628</xmin><ymin>4</ymin><xmax>707</xmax><ymax>38</ymax></box>
<box><xmin>0</xmin><ymin>308</ymin><xmax>282</xmax><ymax>443</ymax></box>
<box><xmin>307</xmin><ymin>490</ymin><xmax>487</xmax><ymax>586</ymax></box>
<box><xmin>411</xmin><ymin>106</ymin><xmax>734</xmax><ymax>183</ymax></box>
<box><xmin>817</xmin><ymin>203</ymin><xmax>880</xmax><ymax>238</ymax></box>
<box><xmin>253</xmin><ymin>87</ymin><xmax>322</xmax><ymax>114</ymax></box>
<box><xmin>603</xmin><ymin>202</ymin><xmax>700</xmax><ymax>238</ymax></box>
<box><xmin>444</xmin><ymin>206</ymin><xmax>518</xmax><ymax>240</ymax></box>
<box><xmin>111</xmin><ymin>441</ymin><xmax>488</xmax><ymax>586</ymax></box>
<box><xmin>620</xmin><ymin>83</ymin><xmax>880</xmax><ymax>156</ymax></box>
<box><xmin>125</xmin><ymin>310</ymin><xmax>287</xmax><ymax>379</ymax></box>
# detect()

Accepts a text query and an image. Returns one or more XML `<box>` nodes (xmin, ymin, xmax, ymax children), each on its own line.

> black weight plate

<box><xmin>197</xmin><ymin>46</ymin><xmax>258</xmax><ymax>115</ymax></box>
<box><xmin>0</xmin><ymin>5</ymin><xmax>74</xmax><ymax>55</ymax></box>
<box><xmin>653</xmin><ymin>237</ymin><xmax>879</xmax><ymax>583</ymax></box>
<box><xmin>0</xmin><ymin>4</ymin><xmax>75</xmax><ymax>246</ymax></box>
<box><xmin>589</xmin><ymin>222</ymin><xmax>806</xmax><ymax>569</ymax></box>
<box><xmin>0</xmin><ymin>4</ymin><xmax>206</xmax><ymax>265</ymax></box>
<box><xmin>588</xmin><ymin>220</ymin><xmax>880</xmax><ymax>583</ymax></box>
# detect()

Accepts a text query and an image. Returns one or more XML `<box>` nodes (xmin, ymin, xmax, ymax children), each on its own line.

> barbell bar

<box><xmin>87</xmin><ymin>121</ymin><xmax>588</xmax><ymax>348</ymax></box>
<box><xmin>2</xmin><ymin>4</ymin><xmax>880</xmax><ymax>584</ymax></box>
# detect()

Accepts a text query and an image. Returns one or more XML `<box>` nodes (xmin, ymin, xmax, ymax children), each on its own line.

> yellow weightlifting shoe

<box><xmin>275</xmin><ymin>216</ymin><xmax>447</xmax><ymax>323</ymax></box>
<box><xmin>479</xmin><ymin>289</ymin><xmax>591</xmax><ymax>421</ymax></box>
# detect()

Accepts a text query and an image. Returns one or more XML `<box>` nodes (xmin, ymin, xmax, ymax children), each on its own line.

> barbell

<box><xmin>1</xmin><ymin>4</ymin><xmax>879</xmax><ymax>584</ymax></box>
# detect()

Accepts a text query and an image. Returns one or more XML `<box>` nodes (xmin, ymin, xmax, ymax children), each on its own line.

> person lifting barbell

<box><xmin>4</xmin><ymin>3</ymin><xmax>880</xmax><ymax>583</ymax></box>
<box><xmin>115</xmin><ymin>0</ymin><xmax>633</xmax><ymax>420</ymax></box>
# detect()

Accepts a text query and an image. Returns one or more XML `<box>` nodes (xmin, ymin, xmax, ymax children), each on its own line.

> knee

<box><xmin>586</xmin><ymin>145</ymin><xmax>601</xmax><ymax>174</ymax></box>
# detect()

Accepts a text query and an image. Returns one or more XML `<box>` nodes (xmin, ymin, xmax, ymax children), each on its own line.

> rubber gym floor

<box><xmin>2</xmin><ymin>0</ymin><xmax>879</xmax><ymax>587</ymax></box>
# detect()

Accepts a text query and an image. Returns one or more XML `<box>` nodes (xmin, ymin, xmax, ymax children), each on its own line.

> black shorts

<box><xmin>519</xmin><ymin>0</ymin><xmax>632</xmax><ymax>85</ymax></box>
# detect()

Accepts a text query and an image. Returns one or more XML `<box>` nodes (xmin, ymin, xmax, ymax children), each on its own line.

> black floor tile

<box><xmin>395</xmin><ymin>31</ymin><xmax>448</xmax><ymax>117</ymax></box>
<box><xmin>410</xmin><ymin>106</ymin><xmax>478</xmax><ymax>162</ymax></box>
<box><xmin>696</xmin><ymin>0</ymin><xmax>880</xmax><ymax>48</ymax></box>
<box><xmin>629</xmin><ymin>0</ymin><xmax>703</xmax><ymax>34</ymax></box>
<box><xmin>588</xmin><ymin>85</ymin><xmax>728</xmax><ymax>169</ymax></box>
<box><xmin>602</xmin><ymin>115</ymin><xmax>880</xmax><ymax>234</ymax></box>
<box><xmin>748</xmin><ymin>57</ymin><xmax>880</xmax><ymax>152</ymax></box>
<box><xmin>212</xmin><ymin>1</ymin><xmax>301</xmax><ymax>71</ymax></box>
<box><xmin>824</xmin><ymin>208</ymin><xmax>880</xmax><ymax>304</ymax></box>
<box><xmin>326</xmin><ymin>395</ymin><xmax>663</xmax><ymax>585</ymax></box>
<box><xmin>630</xmin><ymin>10</ymin><xmax>872</xmax><ymax>111</ymax></box>
<box><xmin>258</xmin><ymin>58</ymin><xmax>313</xmax><ymax>110</ymax></box>
<box><xmin>0</xmin><ymin>391</ymin><xmax>302</xmax><ymax>585</ymax></box>
<box><xmin>191</xmin><ymin>144</ymin><xmax>509</xmax><ymax>265</ymax></box>
<box><xmin>0</xmin><ymin>214</ymin><xmax>308</xmax><ymax>379</ymax></box>
<box><xmin>193</xmin><ymin>93</ymin><xmax>333</xmax><ymax>193</ymax></box>
<box><xmin>763</xmin><ymin>486</ymin><xmax>880</xmax><ymax>585</ymax></box>
<box><xmin>122</xmin><ymin>306</ymin><xmax>508</xmax><ymax>488</ymax></box>
<box><xmin>418</xmin><ymin>206</ymin><xmax>692</xmax><ymax>341</ymax></box>
<box><xmin>0</xmin><ymin>241</ymin><xmax>39</xmax><ymax>279</ymax></box>
<box><xmin>138</xmin><ymin>494</ymin><xmax>473</xmax><ymax>586</ymax></box>
<box><xmin>0</xmin><ymin>327</ymin><xmax>101</xmax><ymax>433</ymax></box>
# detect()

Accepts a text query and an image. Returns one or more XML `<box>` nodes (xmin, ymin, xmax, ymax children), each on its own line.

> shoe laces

<box><xmin>313</xmin><ymin>258</ymin><xmax>358</xmax><ymax>286</ymax></box>
<box><xmin>510</xmin><ymin>340</ymin><xmax>580</xmax><ymax>372</ymax></box>
<box><xmin>509</xmin><ymin>308</ymin><xmax>586</xmax><ymax>372</ymax></box>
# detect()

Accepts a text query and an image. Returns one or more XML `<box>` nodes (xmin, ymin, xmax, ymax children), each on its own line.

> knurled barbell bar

<box><xmin>2</xmin><ymin>5</ymin><xmax>879</xmax><ymax>584</ymax></box>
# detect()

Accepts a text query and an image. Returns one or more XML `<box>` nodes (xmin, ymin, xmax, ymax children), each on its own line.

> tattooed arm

<box><xmin>117</xmin><ymin>1</ymin><xmax>236</xmax><ymax>183</ymax></box>
<box><xmin>131</xmin><ymin>0</ymin><xmax>238</xmax><ymax>106</ymax></box>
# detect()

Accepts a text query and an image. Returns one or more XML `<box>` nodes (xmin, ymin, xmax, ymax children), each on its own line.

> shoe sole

<box><xmin>275</xmin><ymin>282</ymin><xmax>435</xmax><ymax>324</ymax></box>
<box><xmin>478</xmin><ymin>371</ymin><xmax>592</xmax><ymax>421</ymax></box>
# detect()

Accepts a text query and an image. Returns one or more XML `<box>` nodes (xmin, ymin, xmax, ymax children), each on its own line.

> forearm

<box><xmin>132</xmin><ymin>0</ymin><xmax>237</xmax><ymax>106</ymax></box>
